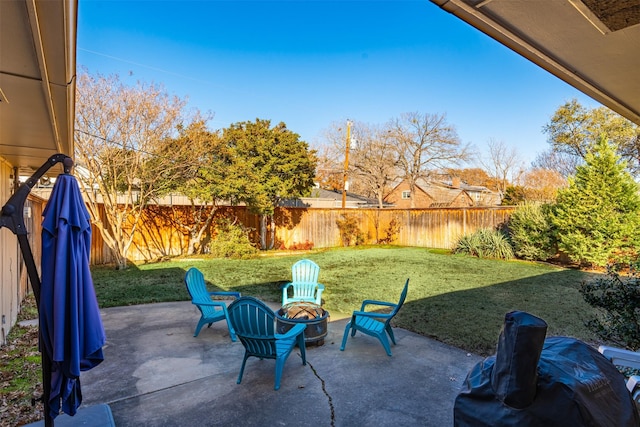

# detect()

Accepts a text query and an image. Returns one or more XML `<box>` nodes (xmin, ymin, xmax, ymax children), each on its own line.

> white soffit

<box><xmin>430</xmin><ymin>0</ymin><xmax>640</xmax><ymax>125</ymax></box>
<box><xmin>0</xmin><ymin>0</ymin><xmax>77</xmax><ymax>173</ymax></box>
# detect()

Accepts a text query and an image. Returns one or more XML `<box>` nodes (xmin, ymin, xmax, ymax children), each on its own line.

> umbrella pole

<box><xmin>0</xmin><ymin>154</ymin><xmax>74</xmax><ymax>427</ymax></box>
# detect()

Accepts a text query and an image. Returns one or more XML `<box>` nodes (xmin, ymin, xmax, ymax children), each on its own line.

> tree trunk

<box><xmin>268</xmin><ymin>215</ymin><xmax>276</xmax><ymax>250</ymax></box>
<box><xmin>260</xmin><ymin>215</ymin><xmax>267</xmax><ymax>249</ymax></box>
<box><xmin>113</xmin><ymin>251</ymin><xmax>128</xmax><ymax>270</ymax></box>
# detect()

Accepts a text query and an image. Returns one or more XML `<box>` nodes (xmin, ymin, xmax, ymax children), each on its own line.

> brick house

<box><xmin>384</xmin><ymin>177</ymin><xmax>500</xmax><ymax>208</ymax></box>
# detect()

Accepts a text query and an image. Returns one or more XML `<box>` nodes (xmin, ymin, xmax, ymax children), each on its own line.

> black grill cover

<box><xmin>454</xmin><ymin>311</ymin><xmax>640</xmax><ymax>427</ymax></box>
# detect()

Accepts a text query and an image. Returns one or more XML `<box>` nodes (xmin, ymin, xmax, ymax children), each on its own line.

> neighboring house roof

<box><xmin>282</xmin><ymin>188</ymin><xmax>393</xmax><ymax>208</ymax></box>
<box><xmin>415</xmin><ymin>178</ymin><xmax>469</xmax><ymax>207</ymax></box>
<box><xmin>386</xmin><ymin>177</ymin><xmax>501</xmax><ymax>207</ymax></box>
<box><xmin>429</xmin><ymin>0</ymin><xmax>640</xmax><ymax>126</ymax></box>
<box><xmin>426</xmin><ymin>177</ymin><xmax>502</xmax><ymax>206</ymax></box>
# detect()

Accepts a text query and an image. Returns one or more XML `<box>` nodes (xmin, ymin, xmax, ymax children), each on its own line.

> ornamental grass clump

<box><xmin>454</xmin><ymin>228</ymin><xmax>514</xmax><ymax>260</ymax></box>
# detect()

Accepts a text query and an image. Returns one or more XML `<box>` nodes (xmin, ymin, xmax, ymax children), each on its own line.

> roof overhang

<box><xmin>429</xmin><ymin>0</ymin><xmax>640</xmax><ymax>125</ymax></box>
<box><xmin>0</xmin><ymin>0</ymin><xmax>77</xmax><ymax>174</ymax></box>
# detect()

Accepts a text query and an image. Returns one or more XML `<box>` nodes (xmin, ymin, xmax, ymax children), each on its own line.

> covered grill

<box><xmin>454</xmin><ymin>311</ymin><xmax>640</xmax><ymax>427</ymax></box>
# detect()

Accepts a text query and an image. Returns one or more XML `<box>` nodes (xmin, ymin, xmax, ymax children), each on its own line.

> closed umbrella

<box><xmin>40</xmin><ymin>173</ymin><xmax>106</xmax><ymax>419</ymax></box>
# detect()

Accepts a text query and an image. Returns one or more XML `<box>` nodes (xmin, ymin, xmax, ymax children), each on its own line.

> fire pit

<box><xmin>276</xmin><ymin>302</ymin><xmax>329</xmax><ymax>346</ymax></box>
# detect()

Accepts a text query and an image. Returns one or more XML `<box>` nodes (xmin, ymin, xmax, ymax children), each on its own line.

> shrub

<box><xmin>508</xmin><ymin>201</ymin><xmax>556</xmax><ymax>261</ymax></box>
<box><xmin>336</xmin><ymin>214</ymin><xmax>365</xmax><ymax>247</ymax></box>
<box><xmin>285</xmin><ymin>240</ymin><xmax>314</xmax><ymax>250</ymax></box>
<box><xmin>580</xmin><ymin>265</ymin><xmax>640</xmax><ymax>351</ymax></box>
<box><xmin>454</xmin><ymin>228</ymin><xmax>514</xmax><ymax>260</ymax></box>
<box><xmin>379</xmin><ymin>218</ymin><xmax>401</xmax><ymax>244</ymax></box>
<box><xmin>208</xmin><ymin>220</ymin><xmax>259</xmax><ymax>259</ymax></box>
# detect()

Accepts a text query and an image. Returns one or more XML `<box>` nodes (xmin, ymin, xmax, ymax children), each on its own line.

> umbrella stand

<box><xmin>1</xmin><ymin>153</ymin><xmax>74</xmax><ymax>427</ymax></box>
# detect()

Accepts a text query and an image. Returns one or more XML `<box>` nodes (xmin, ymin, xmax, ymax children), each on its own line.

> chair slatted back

<box><xmin>292</xmin><ymin>259</ymin><xmax>320</xmax><ymax>284</ymax></box>
<box><xmin>228</xmin><ymin>297</ymin><xmax>277</xmax><ymax>358</ymax></box>
<box><xmin>292</xmin><ymin>283</ymin><xmax>319</xmax><ymax>301</ymax></box>
<box><xmin>185</xmin><ymin>268</ymin><xmax>217</xmax><ymax>317</ymax></box>
<box><xmin>388</xmin><ymin>278</ymin><xmax>410</xmax><ymax>319</ymax></box>
<box><xmin>290</xmin><ymin>259</ymin><xmax>320</xmax><ymax>301</ymax></box>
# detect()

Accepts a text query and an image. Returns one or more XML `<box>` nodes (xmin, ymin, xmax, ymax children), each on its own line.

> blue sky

<box><xmin>77</xmin><ymin>0</ymin><xmax>600</xmax><ymax>166</ymax></box>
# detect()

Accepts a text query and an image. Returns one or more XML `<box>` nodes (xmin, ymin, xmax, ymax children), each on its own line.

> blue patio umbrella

<box><xmin>39</xmin><ymin>173</ymin><xmax>106</xmax><ymax>419</ymax></box>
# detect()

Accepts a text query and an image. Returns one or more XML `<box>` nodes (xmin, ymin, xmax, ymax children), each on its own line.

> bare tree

<box><xmin>314</xmin><ymin>122</ymin><xmax>346</xmax><ymax>191</ymax></box>
<box><xmin>75</xmin><ymin>69</ymin><xmax>187</xmax><ymax>269</ymax></box>
<box><xmin>387</xmin><ymin>112</ymin><xmax>471</xmax><ymax>208</ymax></box>
<box><xmin>349</xmin><ymin>122</ymin><xmax>398</xmax><ymax>208</ymax></box>
<box><xmin>480</xmin><ymin>138</ymin><xmax>525</xmax><ymax>199</ymax></box>
<box><xmin>532</xmin><ymin>149</ymin><xmax>582</xmax><ymax>178</ymax></box>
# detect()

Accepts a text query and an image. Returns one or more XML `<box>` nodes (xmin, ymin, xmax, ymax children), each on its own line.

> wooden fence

<box><xmin>90</xmin><ymin>205</ymin><xmax>516</xmax><ymax>264</ymax></box>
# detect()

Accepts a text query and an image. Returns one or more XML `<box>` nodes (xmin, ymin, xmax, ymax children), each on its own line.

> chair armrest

<box><xmin>599</xmin><ymin>345</ymin><xmax>640</xmax><ymax>370</ymax></box>
<box><xmin>208</xmin><ymin>291</ymin><xmax>241</xmax><ymax>299</ymax></box>
<box><xmin>360</xmin><ymin>299</ymin><xmax>397</xmax><ymax>311</ymax></box>
<box><xmin>282</xmin><ymin>282</ymin><xmax>293</xmax><ymax>290</ymax></box>
<box><xmin>352</xmin><ymin>310</ymin><xmax>393</xmax><ymax>320</ymax></box>
<box><xmin>627</xmin><ymin>375</ymin><xmax>640</xmax><ymax>396</ymax></box>
<box><xmin>317</xmin><ymin>283</ymin><xmax>325</xmax><ymax>290</ymax></box>
<box><xmin>275</xmin><ymin>322</ymin><xmax>306</xmax><ymax>340</ymax></box>
<box><xmin>192</xmin><ymin>300</ymin><xmax>228</xmax><ymax>307</ymax></box>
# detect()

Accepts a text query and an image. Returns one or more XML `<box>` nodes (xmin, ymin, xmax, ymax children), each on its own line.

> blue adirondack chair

<box><xmin>227</xmin><ymin>296</ymin><xmax>307</xmax><ymax>390</ymax></box>
<box><xmin>184</xmin><ymin>267</ymin><xmax>241</xmax><ymax>341</ymax></box>
<box><xmin>340</xmin><ymin>278</ymin><xmax>409</xmax><ymax>356</ymax></box>
<box><xmin>282</xmin><ymin>259</ymin><xmax>325</xmax><ymax>306</ymax></box>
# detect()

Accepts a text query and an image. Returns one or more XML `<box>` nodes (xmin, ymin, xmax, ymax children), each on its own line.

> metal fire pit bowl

<box><xmin>276</xmin><ymin>302</ymin><xmax>329</xmax><ymax>346</ymax></box>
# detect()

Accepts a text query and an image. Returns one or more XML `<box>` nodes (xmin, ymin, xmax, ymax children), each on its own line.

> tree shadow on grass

<box><xmin>396</xmin><ymin>268</ymin><xmax>603</xmax><ymax>356</ymax></box>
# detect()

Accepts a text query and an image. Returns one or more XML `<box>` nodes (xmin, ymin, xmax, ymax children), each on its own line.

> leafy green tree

<box><xmin>552</xmin><ymin>138</ymin><xmax>640</xmax><ymax>267</ymax></box>
<box><xmin>543</xmin><ymin>99</ymin><xmax>640</xmax><ymax>175</ymax></box>
<box><xmin>153</xmin><ymin>119</ymin><xmax>251</xmax><ymax>254</ymax></box>
<box><xmin>222</xmin><ymin>119</ymin><xmax>317</xmax><ymax>249</ymax></box>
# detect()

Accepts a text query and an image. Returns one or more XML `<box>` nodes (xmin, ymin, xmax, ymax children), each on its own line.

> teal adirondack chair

<box><xmin>184</xmin><ymin>267</ymin><xmax>240</xmax><ymax>341</ymax></box>
<box><xmin>227</xmin><ymin>296</ymin><xmax>307</xmax><ymax>390</ymax></box>
<box><xmin>340</xmin><ymin>278</ymin><xmax>409</xmax><ymax>356</ymax></box>
<box><xmin>282</xmin><ymin>259</ymin><xmax>325</xmax><ymax>306</ymax></box>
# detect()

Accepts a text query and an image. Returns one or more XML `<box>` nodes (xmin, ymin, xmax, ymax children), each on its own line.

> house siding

<box><xmin>0</xmin><ymin>162</ymin><xmax>46</xmax><ymax>344</ymax></box>
<box><xmin>0</xmin><ymin>161</ymin><xmax>19</xmax><ymax>345</ymax></box>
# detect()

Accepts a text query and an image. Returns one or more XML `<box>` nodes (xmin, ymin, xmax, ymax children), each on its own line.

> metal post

<box><xmin>341</xmin><ymin>120</ymin><xmax>352</xmax><ymax>209</ymax></box>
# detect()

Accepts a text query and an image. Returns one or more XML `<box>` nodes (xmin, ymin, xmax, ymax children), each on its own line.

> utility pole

<box><xmin>342</xmin><ymin>120</ymin><xmax>352</xmax><ymax>209</ymax></box>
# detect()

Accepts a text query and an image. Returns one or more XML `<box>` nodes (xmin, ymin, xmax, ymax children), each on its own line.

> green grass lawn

<box><xmin>92</xmin><ymin>246</ymin><xmax>602</xmax><ymax>356</ymax></box>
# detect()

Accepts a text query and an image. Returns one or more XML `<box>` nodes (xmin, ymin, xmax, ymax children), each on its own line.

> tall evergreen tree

<box><xmin>552</xmin><ymin>137</ymin><xmax>640</xmax><ymax>267</ymax></box>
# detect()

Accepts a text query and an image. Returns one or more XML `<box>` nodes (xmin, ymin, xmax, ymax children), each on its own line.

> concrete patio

<box><xmin>37</xmin><ymin>301</ymin><xmax>482</xmax><ymax>426</ymax></box>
